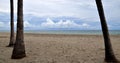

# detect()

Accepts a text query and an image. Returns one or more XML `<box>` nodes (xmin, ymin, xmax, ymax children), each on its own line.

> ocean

<box><xmin>1</xmin><ymin>30</ymin><xmax>120</xmax><ymax>35</ymax></box>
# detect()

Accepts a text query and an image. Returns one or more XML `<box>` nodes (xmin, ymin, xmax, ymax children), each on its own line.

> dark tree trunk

<box><xmin>11</xmin><ymin>0</ymin><xmax>26</xmax><ymax>59</ymax></box>
<box><xmin>7</xmin><ymin>0</ymin><xmax>14</xmax><ymax>47</ymax></box>
<box><xmin>95</xmin><ymin>0</ymin><xmax>119</xmax><ymax>62</ymax></box>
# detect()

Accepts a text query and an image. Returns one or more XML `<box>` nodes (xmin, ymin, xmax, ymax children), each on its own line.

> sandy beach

<box><xmin>0</xmin><ymin>32</ymin><xmax>120</xmax><ymax>63</ymax></box>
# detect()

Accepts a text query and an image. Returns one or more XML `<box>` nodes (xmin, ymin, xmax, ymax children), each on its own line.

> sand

<box><xmin>0</xmin><ymin>32</ymin><xmax>120</xmax><ymax>63</ymax></box>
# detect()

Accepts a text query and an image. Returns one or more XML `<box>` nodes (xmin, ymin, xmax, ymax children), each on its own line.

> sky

<box><xmin>0</xmin><ymin>0</ymin><xmax>120</xmax><ymax>30</ymax></box>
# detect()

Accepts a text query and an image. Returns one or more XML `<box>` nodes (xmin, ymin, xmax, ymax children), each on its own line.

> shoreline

<box><xmin>1</xmin><ymin>32</ymin><xmax>120</xmax><ymax>37</ymax></box>
<box><xmin>0</xmin><ymin>30</ymin><xmax>120</xmax><ymax>35</ymax></box>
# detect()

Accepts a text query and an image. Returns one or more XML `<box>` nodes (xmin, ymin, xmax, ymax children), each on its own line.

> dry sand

<box><xmin>0</xmin><ymin>32</ymin><xmax>120</xmax><ymax>63</ymax></box>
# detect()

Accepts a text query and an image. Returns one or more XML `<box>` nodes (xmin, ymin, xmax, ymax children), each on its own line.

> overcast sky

<box><xmin>0</xmin><ymin>0</ymin><xmax>120</xmax><ymax>30</ymax></box>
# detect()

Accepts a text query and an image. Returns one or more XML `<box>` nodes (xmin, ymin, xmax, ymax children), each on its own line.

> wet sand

<box><xmin>0</xmin><ymin>32</ymin><xmax>120</xmax><ymax>63</ymax></box>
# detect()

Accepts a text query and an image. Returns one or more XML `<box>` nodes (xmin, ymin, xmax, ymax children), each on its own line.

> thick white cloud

<box><xmin>24</xmin><ymin>21</ymin><xmax>35</xmax><ymax>27</ymax></box>
<box><xmin>0</xmin><ymin>0</ymin><xmax>120</xmax><ymax>30</ymax></box>
<box><xmin>0</xmin><ymin>0</ymin><xmax>120</xmax><ymax>22</ymax></box>
<box><xmin>0</xmin><ymin>0</ymin><xmax>17</xmax><ymax>13</ymax></box>
<box><xmin>7</xmin><ymin>21</ymin><xmax>35</xmax><ymax>28</ymax></box>
<box><xmin>23</xmin><ymin>0</ymin><xmax>98</xmax><ymax>20</ymax></box>
<box><xmin>1</xmin><ymin>19</ymin><xmax>90</xmax><ymax>29</ymax></box>
<box><xmin>41</xmin><ymin>18</ymin><xmax>90</xmax><ymax>28</ymax></box>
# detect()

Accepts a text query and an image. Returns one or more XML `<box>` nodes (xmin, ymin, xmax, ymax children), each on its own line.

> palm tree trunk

<box><xmin>7</xmin><ymin>0</ymin><xmax>14</xmax><ymax>47</ymax></box>
<box><xmin>11</xmin><ymin>0</ymin><xmax>26</xmax><ymax>59</ymax></box>
<box><xmin>95</xmin><ymin>0</ymin><xmax>119</xmax><ymax>62</ymax></box>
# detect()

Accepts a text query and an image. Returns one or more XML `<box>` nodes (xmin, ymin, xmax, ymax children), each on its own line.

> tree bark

<box><xmin>7</xmin><ymin>0</ymin><xmax>14</xmax><ymax>47</ymax></box>
<box><xmin>11</xmin><ymin>0</ymin><xmax>26</xmax><ymax>59</ymax></box>
<box><xmin>95</xmin><ymin>0</ymin><xmax>119</xmax><ymax>62</ymax></box>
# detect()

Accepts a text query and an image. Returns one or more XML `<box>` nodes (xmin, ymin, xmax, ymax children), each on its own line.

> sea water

<box><xmin>0</xmin><ymin>30</ymin><xmax>120</xmax><ymax>35</ymax></box>
<box><xmin>25</xmin><ymin>30</ymin><xmax>120</xmax><ymax>35</ymax></box>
